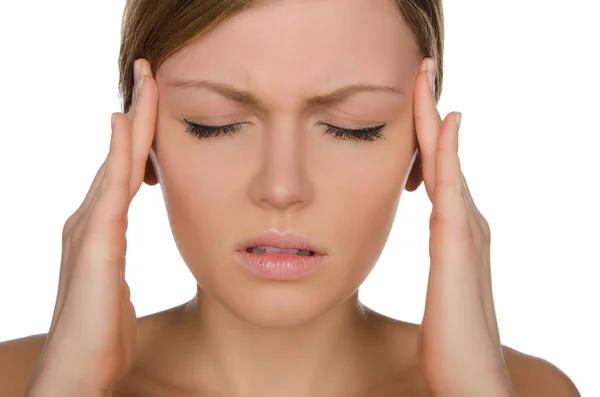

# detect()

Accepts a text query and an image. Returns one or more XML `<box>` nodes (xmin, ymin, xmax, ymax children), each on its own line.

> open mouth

<box><xmin>245</xmin><ymin>246</ymin><xmax>317</xmax><ymax>256</ymax></box>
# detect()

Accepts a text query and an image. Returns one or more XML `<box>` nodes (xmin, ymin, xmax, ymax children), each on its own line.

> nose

<box><xmin>247</xmin><ymin>120</ymin><xmax>314</xmax><ymax>212</ymax></box>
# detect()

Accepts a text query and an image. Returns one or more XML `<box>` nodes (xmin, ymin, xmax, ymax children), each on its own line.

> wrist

<box><xmin>26</xmin><ymin>357</ymin><xmax>112</xmax><ymax>397</ymax></box>
<box><xmin>26</xmin><ymin>374</ymin><xmax>111</xmax><ymax>397</ymax></box>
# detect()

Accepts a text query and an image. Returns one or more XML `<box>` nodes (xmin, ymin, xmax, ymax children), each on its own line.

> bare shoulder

<box><xmin>0</xmin><ymin>333</ymin><xmax>48</xmax><ymax>397</ymax></box>
<box><xmin>365</xmin><ymin>311</ymin><xmax>580</xmax><ymax>397</ymax></box>
<box><xmin>502</xmin><ymin>345</ymin><xmax>581</xmax><ymax>397</ymax></box>
<box><xmin>0</xmin><ymin>306</ymin><xmax>181</xmax><ymax>397</ymax></box>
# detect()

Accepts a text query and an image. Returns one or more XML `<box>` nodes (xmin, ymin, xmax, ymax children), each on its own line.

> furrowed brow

<box><xmin>306</xmin><ymin>84</ymin><xmax>403</xmax><ymax>106</ymax></box>
<box><xmin>167</xmin><ymin>79</ymin><xmax>263</xmax><ymax>108</ymax></box>
<box><xmin>166</xmin><ymin>79</ymin><xmax>403</xmax><ymax>109</ymax></box>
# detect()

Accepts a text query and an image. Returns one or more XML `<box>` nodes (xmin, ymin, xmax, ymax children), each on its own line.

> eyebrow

<box><xmin>165</xmin><ymin>79</ymin><xmax>403</xmax><ymax>110</ymax></box>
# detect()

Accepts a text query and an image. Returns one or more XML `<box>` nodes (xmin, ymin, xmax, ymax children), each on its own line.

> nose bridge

<box><xmin>247</xmin><ymin>117</ymin><xmax>314</xmax><ymax>211</ymax></box>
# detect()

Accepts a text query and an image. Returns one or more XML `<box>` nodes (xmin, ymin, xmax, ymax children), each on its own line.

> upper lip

<box><xmin>236</xmin><ymin>230</ymin><xmax>326</xmax><ymax>255</ymax></box>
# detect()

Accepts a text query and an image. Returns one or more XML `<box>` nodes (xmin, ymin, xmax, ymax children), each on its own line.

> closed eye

<box><xmin>316</xmin><ymin>122</ymin><xmax>386</xmax><ymax>142</ymax></box>
<box><xmin>183</xmin><ymin>120</ymin><xmax>387</xmax><ymax>142</ymax></box>
<box><xmin>184</xmin><ymin>120</ymin><xmax>245</xmax><ymax>140</ymax></box>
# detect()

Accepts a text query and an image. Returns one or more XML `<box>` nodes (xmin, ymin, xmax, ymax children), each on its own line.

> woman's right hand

<box><xmin>26</xmin><ymin>58</ymin><xmax>157</xmax><ymax>396</ymax></box>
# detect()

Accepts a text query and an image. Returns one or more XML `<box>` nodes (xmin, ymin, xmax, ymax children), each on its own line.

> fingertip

<box><xmin>419</xmin><ymin>57</ymin><xmax>435</xmax><ymax>73</ymax></box>
<box><xmin>111</xmin><ymin>112</ymin><xmax>125</xmax><ymax>133</ymax></box>
<box><xmin>414</xmin><ymin>61</ymin><xmax>437</xmax><ymax>117</ymax></box>
<box><xmin>439</xmin><ymin>113</ymin><xmax>459</xmax><ymax>147</ymax></box>
<box><xmin>110</xmin><ymin>113</ymin><xmax>119</xmax><ymax>142</ymax></box>
<box><xmin>137</xmin><ymin>58</ymin><xmax>153</xmax><ymax>79</ymax></box>
<box><xmin>112</xmin><ymin>112</ymin><xmax>125</xmax><ymax>127</ymax></box>
<box><xmin>134</xmin><ymin>59</ymin><xmax>142</xmax><ymax>81</ymax></box>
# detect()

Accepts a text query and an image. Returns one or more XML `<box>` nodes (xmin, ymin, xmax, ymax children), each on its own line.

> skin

<box><xmin>0</xmin><ymin>0</ymin><xmax>581</xmax><ymax>396</ymax></box>
<box><xmin>141</xmin><ymin>0</ymin><xmax>429</xmax><ymax>393</ymax></box>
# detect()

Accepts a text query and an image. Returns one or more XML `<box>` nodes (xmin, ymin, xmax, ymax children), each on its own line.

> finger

<box><xmin>460</xmin><ymin>170</ymin><xmax>488</xmax><ymax>231</ymax></box>
<box><xmin>432</xmin><ymin>112</ymin><xmax>466</xmax><ymax>228</ymax></box>
<box><xmin>120</xmin><ymin>237</ymin><xmax>128</xmax><ymax>284</ymax></box>
<box><xmin>71</xmin><ymin>113</ymin><xmax>132</xmax><ymax>282</ymax></box>
<box><xmin>128</xmin><ymin>59</ymin><xmax>158</xmax><ymax>200</ymax></box>
<box><xmin>414</xmin><ymin>57</ymin><xmax>442</xmax><ymax>202</ymax></box>
<box><xmin>89</xmin><ymin>113</ymin><xmax>133</xmax><ymax>236</ymax></box>
<box><xmin>125</xmin><ymin>59</ymin><xmax>143</xmax><ymax>122</ymax></box>
<box><xmin>67</xmin><ymin>154</ymin><xmax>108</xmax><ymax>229</ymax></box>
<box><xmin>67</xmin><ymin>110</ymin><xmax>122</xmax><ymax>231</ymax></box>
<box><xmin>460</xmin><ymin>171</ymin><xmax>472</xmax><ymax>207</ymax></box>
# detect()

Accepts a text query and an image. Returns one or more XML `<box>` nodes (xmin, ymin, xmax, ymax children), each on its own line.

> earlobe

<box><xmin>143</xmin><ymin>148</ymin><xmax>159</xmax><ymax>186</ymax></box>
<box><xmin>405</xmin><ymin>148</ymin><xmax>423</xmax><ymax>192</ymax></box>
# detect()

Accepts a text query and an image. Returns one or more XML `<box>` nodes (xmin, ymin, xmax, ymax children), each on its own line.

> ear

<box><xmin>404</xmin><ymin>149</ymin><xmax>423</xmax><ymax>192</ymax></box>
<box><xmin>143</xmin><ymin>149</ymin><xmax>158</xmax><ymax>186</ymax></box>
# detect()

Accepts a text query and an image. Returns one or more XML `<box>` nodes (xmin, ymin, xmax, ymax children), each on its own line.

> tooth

<box><xmin>247</xmin><ymin>246</ymin><xmax>315</xmax><ymax>255</ymax></box>
<box><xmin>265</xmin><ymin>247</ymin><xmax>298</xmax><ymax>254</ymax></box>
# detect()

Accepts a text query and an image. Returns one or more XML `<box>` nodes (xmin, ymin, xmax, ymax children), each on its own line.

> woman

<box><xmin>0</xmin><ymin>0</ymin><xmax>581</xmax><ymax>396</ymax></box>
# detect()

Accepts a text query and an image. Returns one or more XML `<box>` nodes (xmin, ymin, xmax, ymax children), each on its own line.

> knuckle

<box><xmin>92</xmin><ymin>203</ymin><xmax>128</xmax><ymax>228</ymax></box>
<box><xmin>101</xmin><ymin>174</ymin><xmax>130</xmax><ymax>193</ymax></box>
<box><xmin>129</xmin><ymin>301</ymin><xmax>137</xmax><ymax>317</ymax></box>
<box><xmin>471</xmin><ymin>213</ymin><xmax>491</xmax><ymax>243</ymax></box>
<box><xmin>62</xmin><ymin>215</ymin><xmax>79</xmax><ymax>239</ymax></box>
<box><xmin>122</xmin><ymin>283</ymin><xmax>131</xmax><ymax>301</ymax></box>
<box><xmin>111</xmin><ymin>176</ymin><xmax>131</xmax><ymax>190</ymax></box>
<box><xmin>435</xmin><ymin>178</ymin><xmax>461</xmax><ymax>193</ymax></box>
<box><xmin>480</xmin><ymin>218</ymin><xmax>492</xmax><ymax>241</ymax></box>
<box><xmin>429</xmin><ymin>210</ymin><xmax>449</xmax><ymax>228</ymax></box>
<box><xmin>132</xmin><ymin>156</ymin><xmax>148</xmax><ymax>173</ymax></box>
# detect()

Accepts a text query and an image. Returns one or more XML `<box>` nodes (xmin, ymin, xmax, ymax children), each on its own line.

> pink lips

<box><xmin>234</xmin><ymin>231</ymin><xmax>326</xmax><ymax>280</ymax></box>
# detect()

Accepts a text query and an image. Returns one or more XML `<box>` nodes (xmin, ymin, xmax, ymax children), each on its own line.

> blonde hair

<box><xmin>118</xmin><ymin>0</ymin><xmax>444</xmax><ymax>114</ymax></box>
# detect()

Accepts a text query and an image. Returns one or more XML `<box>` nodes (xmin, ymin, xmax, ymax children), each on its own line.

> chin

<box><xmin>223</xmin><ymin>282</ymin><xmax>349</xmax><ymax>329</ymax></box>
<box><xmin>194</xmin><ymin>261</ymin><xmax>360</xmax><ymax>329</ymax></box>
<box><xmin>245</xmin><ymin>292</ymin><xmax>334</xmax><ymax>328</ymax></box>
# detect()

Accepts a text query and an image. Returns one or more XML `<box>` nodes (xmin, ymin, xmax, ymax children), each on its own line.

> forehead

<box><xmin>156</xmin><ymin>0</ymin><xmax>419</xmax><ymax>106</ymax></box>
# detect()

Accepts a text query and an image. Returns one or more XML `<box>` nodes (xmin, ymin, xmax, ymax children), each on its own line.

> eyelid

<box><xmin>316</xmin><ymin>121</ymin><xmax>386</xmax><ymax>131</ymax></box>
<box><xmin>183</xmin><ymin>119</ymin><xmax>387</xmax><ymax>142</ymax></box>
<box><xmin>183</xmin><ymin>119</ymin><xmax>384</xmax><ymax>130</ymax></box>
<box><xmin>183</xmin><ymin>119</ymin><xmax>245</xmax><ymax>127</ymax></box>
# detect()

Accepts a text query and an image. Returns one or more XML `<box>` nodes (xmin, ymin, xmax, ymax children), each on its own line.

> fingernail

<box><xmin>134</xmin><ymin>59</ymin><xmax>145</xmax><ymax>98</ymax></box>
<box><xmin>427</xmin><ymin>59</ymin><xmax>436</xmax><ymax>98</ymax></box>
<box><xmin>111</xmin><ymin>113</ymin><xmax>116</xmax><ymax>128</ymax></box>
<box><xmin>134</xmin><ymin>59</ymin><xmax>141</xmax><ymax>84</ymax></box>
<box><xmin>456</xmin><ymin>112</ymin><xmax>462</xmax><ymax>129</ymax></box>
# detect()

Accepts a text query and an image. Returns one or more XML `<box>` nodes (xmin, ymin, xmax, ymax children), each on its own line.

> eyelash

<box><xmin>183</xmin><ymin>120</ymin><xmax>386</xmax><ymax>142</ymax></box>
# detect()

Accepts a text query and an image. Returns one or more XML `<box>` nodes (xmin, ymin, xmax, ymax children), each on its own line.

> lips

<box><xmin>235</xmin><ymin>230</ymin><xmax>326</xmax><ymax>256</ymax></box>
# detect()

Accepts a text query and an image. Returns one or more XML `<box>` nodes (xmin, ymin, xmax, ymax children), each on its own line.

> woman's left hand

<box><xmin>414</xmin><ymin>57</ymin><xmax>515</xmax><ymax>397</ymax></box>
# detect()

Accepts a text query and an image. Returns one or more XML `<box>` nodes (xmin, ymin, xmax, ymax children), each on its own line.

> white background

<box><xmin>0</xmin><ymin>1</ymin><xmax>598</xmax><ymax>395</ymax></box>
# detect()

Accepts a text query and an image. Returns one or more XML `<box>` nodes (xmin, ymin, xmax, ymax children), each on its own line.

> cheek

<box><xmin>318</xmin><ymin>139</ymin><xmax>414</xmax><ymax>275</ymax></box>
<box><xmin>153</xmin><ymin>133</ymin><xmax>246</xmax><ymax>259</ymax></box>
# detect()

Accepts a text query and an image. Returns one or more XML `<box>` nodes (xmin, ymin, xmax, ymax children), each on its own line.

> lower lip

<box><xmin>234</xmin><ymin>250</ymin><xmax>326</xmax><ymax>280</ymax></box>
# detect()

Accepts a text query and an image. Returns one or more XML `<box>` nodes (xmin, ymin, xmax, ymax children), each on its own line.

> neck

<box><xmin>168</xmin><ymin>288</ymin><xmax>381</xmax><ymax>397</ymax></box>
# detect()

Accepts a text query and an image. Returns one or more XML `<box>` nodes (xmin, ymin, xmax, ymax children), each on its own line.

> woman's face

<box><xmin>151</xmin><ymin>0</ymin><xmax>423</xmax><ymax>327</ymax></box>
